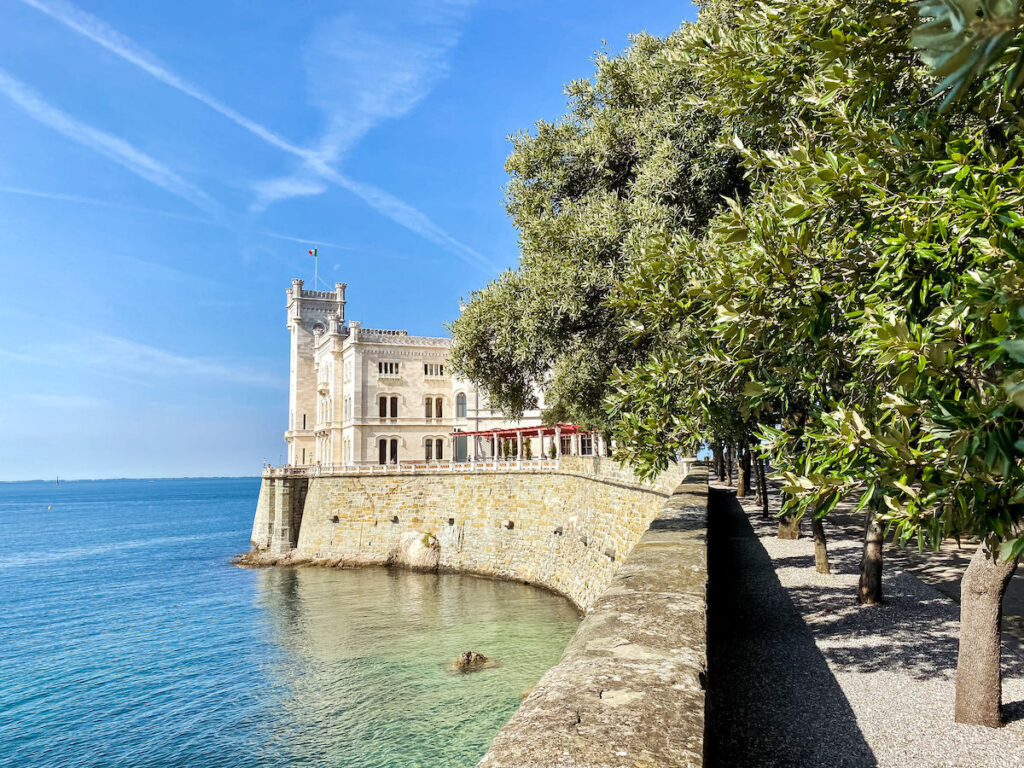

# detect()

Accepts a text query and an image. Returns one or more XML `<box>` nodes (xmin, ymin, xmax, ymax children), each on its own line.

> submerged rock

<box><xmin>452</xmin><ymin>651</ymin><xmax>489</xmax><ymax>673</ymax></box>
<box><xmin>394</xmin><ymin>530</ymin><xmax>441</xmax><ymax>571</ymax></box>
<box><xmin>231</xmin><ymin>550</ymin><xmax>277</xmax><ymax>568</ymax></box>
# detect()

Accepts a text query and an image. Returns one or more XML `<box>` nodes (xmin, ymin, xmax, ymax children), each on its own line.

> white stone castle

<box><xmin>282</xmin><ymin>278</ymin><xmax>600</xmax><ymax>468</ymax></box>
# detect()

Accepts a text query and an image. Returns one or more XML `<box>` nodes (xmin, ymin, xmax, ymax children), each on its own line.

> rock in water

<box><xmin>395</xmin><ymin>530</ymin><xmax>440</xmax><ymax>571</ymax></box>
<box><xmin>453</xmin><ymin>651</ymin><xmax>489</xmax><ymax>673</ymax></box>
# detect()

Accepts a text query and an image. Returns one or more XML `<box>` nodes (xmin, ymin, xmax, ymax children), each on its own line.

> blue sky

<box><xmin>0</xmin><ymin>0</ymin><xmax>696</xmax><ymax>480</ymax></box>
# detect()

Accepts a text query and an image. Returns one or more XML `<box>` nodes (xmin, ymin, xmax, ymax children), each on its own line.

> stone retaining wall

<box><xmin>478</xmin><ymin>467</ymin><xmax>709</xmax><ymax>767</ymax></box>
<box><xmin>250</xmin><ymin>457</ymin><xmax>690</xmax><ymax>611</ymax></box>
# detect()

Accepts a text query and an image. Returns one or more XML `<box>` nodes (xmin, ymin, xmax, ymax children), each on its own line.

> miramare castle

<box><xmin>282</xmin><ymin>279</ymin><xmax>604</xmax><ymax>468</ymax></box>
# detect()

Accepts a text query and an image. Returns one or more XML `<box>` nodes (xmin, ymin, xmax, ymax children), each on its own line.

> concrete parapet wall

<box><xmin>250</xmin><ymin>457</ymin><xmax>689</xmax><ymax>611</ymax></box>
<box><xmin>478</xmin><ymin>468</ymin><xmax>709</xmax><ymax>767</ymax></box>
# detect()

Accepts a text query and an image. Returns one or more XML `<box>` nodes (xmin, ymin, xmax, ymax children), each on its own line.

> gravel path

<box><xmin>706</xmin><ymin>484</ymin><xmax>1024</xmax><ymax>768</ymax></box>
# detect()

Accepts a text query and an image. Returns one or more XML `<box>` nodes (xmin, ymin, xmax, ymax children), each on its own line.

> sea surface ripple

<box><xmin>0</xmin><ymin>478</ymin><xmax>580</xmax><ymax>767</ymax></box>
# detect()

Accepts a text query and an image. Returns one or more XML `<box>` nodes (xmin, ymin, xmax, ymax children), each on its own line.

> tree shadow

<box><xmin>705</xmin><ymin>488</ymin><xmax>879</xmax><ymax>767</ymax></box>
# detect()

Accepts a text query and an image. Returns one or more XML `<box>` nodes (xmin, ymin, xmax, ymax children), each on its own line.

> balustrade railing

<box><xmin>263</xmin><ymin>458</ymin><xmax>560</xmax><ymax>478</ymax></box>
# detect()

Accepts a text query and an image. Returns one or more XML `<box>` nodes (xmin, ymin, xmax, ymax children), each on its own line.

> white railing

<box><xmin>263</xmin><ymin>458</ymin><xmax>561</xmax><ymax>478</ymax></box>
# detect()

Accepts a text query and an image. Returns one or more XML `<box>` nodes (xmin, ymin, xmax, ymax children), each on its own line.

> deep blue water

<box><xmin>0</xmin><ymin>478</ymin><xmax>579</xmax><ymax>767</ymax></box>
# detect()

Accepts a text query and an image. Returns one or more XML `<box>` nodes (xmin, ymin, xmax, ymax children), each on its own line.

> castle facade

<box><xmin>283</xmin><ymin>278</ymin><xmax>547</xmax><ymax>467</ymax></box>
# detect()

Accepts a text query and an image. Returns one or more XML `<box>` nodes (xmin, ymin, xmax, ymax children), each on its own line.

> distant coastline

<box><xmin>0</xmin><ymin>475</ymin><xmax>262</xmax><ymax>484</ymax></box>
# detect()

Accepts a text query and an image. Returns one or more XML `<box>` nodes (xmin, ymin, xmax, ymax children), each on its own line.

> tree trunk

<box><xmin>777</xmin><ymin>515</ymin><xmax>800</xmax><ymax>539</ymax></box>
<box><xmin>752</xmin><ymin>455</ymin><xmax>763</xmax><ymax>505</ymax></box>
<box><xmin>739</xmin><ymin>445</ymin><xmax>752</xmax><ymax>497</ymax></box>
<box><xmin>955</xmin><ymin>545</ymin><xmax>1019</xmax><ymax>727</ymax></box>
<box><xmin>713</xmin><ymin>443</ymin><xmax>723</xmax><ymax>482</ymax></box>
<box><xmin>758</xmin><ymin>458</ymin><xmax>770</xmax><ymax>519</ymax></box>
<box><xmin>811</xmin><ymin>516</ymin><xmax>830</xmax><ymax>574</ymax></box>
<box><xmin>725</xmin><ymin>446</ymin><xmax>734</xmax><ymax>487</ymax></box>
<box><xmin>858</xmin><ymin>509</ymin><xmax>884</xmax><ymax>605</ymax></box>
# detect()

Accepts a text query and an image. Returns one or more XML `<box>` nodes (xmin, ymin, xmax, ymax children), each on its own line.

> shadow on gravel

<box><xmin>705</xmin><ymin>488</ymin><xmax>878</xmax><ymax>768</ymax></box>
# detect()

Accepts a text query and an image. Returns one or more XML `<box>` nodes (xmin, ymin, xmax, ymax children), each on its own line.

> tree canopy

<box><xmin>448</xmin><ymin>30</ymin><xmax>746</xmax><ymax>429</ymax></box>
<box><xmin>451</xmin><ymin>0</ymin><xmax>1024</xmax><ymax>728</ymax></box>
<box><xmin>454</xmin><ymin>0</ymin><xmax>1024</xmax><ymax>555</ymax></box>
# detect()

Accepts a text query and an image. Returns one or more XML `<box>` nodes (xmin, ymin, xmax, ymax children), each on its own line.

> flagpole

<box><xmin>309</xmin><ymin>246</ymin><xmax>320</xmax><ymax>290</ymax></box>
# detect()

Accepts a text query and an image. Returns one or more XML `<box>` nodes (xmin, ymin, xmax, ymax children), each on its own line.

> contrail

<box><xmin>0</xmin><ymin>69</ymin><xmax>217</xmax><ymax>214</ymax></box>
<box><xmin>20</xmin><ymin>0</ymin><xmax>492</xmax><ymax>267</ymax></box>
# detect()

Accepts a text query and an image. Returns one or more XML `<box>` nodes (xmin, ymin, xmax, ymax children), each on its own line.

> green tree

<box><xmin>448</xmin><ymin>31</ymin><xmax>746</xmax><ymax>430</ymax></box>
<box><xmin>453</xmin><ymin>0</ymin><xmax>1024</xmax><ymax>725</ymax></box>
<box><xmin>913</xmin><ymin>0</ymin><xmax>1024</xmax><ymax>106</ymax></box>
<box><xmin>608</xmin><ymin>0</ymin><xmax>1024</xmax><ymax>724</ymax></box>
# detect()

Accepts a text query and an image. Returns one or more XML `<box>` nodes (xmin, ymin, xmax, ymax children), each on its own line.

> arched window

<box><xmin>425</xmin><ymin>440</ymin><xmax>433</xmax><ymax>461</ymax></box>
<box><xmin>456</xmin><ymin>392</ymin><xmax>466</xmax><ymax>418</ymax></box>
<box><xmin>435</xmin><ymin>398</ymin><xmax>443</xmax><ymax>419</ymax></box>
<box><xmin>435</xmin><ymin>438</ymin><xmax>444</xmax><ymax>460</ymax></box>
<box><xmin>378</xmin><ymin>438</ymin><xmax>387</xmax><ymax>465</ymax></box>
<box><xmin>390</xmin><ymin>438</ymin><xmax>399</xmax><ymax>463</ymax></box>
<box><xmin>425</xmin><ymin>397</ymin><xmax>433</xmax><ymax>418</ymax></box>
<box><xmin>390</xmin><ymin>396</ymin><xmax>398</xmax><ymax>417</ymax></box>
<box><xmin>379</xmin><ymin>396</ymin><xmax>387</xmax><ymax>418</ymax></box>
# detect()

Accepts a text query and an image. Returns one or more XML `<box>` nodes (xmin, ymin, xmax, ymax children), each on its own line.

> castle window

<box><xmin>435</xmin><ymin>398</ymin><xmax>443</xmax><ymax>418</ymax></box>
<box><xmin>456</xmin><ymin>393</ymin><xmax>466</xmax><ymax>418</ymax></box>
<box><xmin>390</xmin><ymin>396</ymin><xmax>398</xmax><ymax>418</ymax></box>
<box><xmin>390</xmin><ymin>438</ymin><xmax>398</xmax><ymax>463</ymax></box>
<box><xmin>425</xmin><ymin>440</ymin><xmax>433</xmax><ymax>461</ymax></box>
<box><xmin>435</xmin><ymin>438</ymin><xmax>444</xmax><ymax>460</ymax></box>
<box><xmin>378</xmin><ymin>361</ymin><xmax>399</xmax><ymax>375</ymax></box>
<box><xmin>424</xmin><ymin>363</ymin><xmax>445</xmax><ymax>377</ymax></box>
<box><xmin>379</xmin><ymin>396</ymin><xmax>387</xmax><ymax>418</ymax></box>
<box><xmin>425</xmin><ymin>398</ymin><xmax>433</xmax><ymax>418</ymax></box>
<box><xmin>378</xmin><ymin>439</ymin><xmax>387</xmax><ymax>465</ymax></box>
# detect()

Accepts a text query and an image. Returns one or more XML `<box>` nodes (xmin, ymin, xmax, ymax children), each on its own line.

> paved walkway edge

<box><xmin>478</xmin><ymin>467</ymin><xmax>709</xmax><ymax>768</ymax></box>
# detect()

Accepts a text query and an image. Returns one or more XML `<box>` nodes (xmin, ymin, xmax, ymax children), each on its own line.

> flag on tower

<box><xmin>308</xmin><ymin>248</ymin><xmax>317</xmax><ymax>257</ymax></box>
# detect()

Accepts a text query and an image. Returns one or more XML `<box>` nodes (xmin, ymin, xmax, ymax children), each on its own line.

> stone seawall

<box><xmin>479</xmin><ymin>468</ymin><xmax>709</xmax><ymax>767</ymax></box>
<box><xmin>249</xmin><ymin>457</ymin><xmax>689</xmax><ymax>611</ymax></box>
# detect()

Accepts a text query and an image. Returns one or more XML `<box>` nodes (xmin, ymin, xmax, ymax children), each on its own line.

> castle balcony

<box><xmin>373</xmin><ymin>417</ymin><xmax>450</xmax><ymax>426</ymax></box>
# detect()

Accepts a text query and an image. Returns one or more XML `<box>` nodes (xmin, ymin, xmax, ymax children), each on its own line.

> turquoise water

<box><xmin>0</xmin><ymin>478</ymin><xmax>580</xmax><ymax>767</ymax></box>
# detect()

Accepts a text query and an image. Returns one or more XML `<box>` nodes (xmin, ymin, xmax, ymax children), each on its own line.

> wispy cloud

<box><xmin>0</xmin><ymin>328</ymin><xmax>285</xmax><ymax>390</ymax></box>
<box><xmin>17</xmin><ymin>0</ymin><xmax>308</xmax><ymax>157</ymax></box>
<box><xmin>50</xmin><ymin>331</ymin><xmax>287</xmax><ymax>389</ymax></box>
<box><xmin>0</xmin><ymin>69</ymin><xmax>217</xmax><ymax>214</ymax></box>
<box><xmin>252</xmin><ymin>176</ymin><xmax>327</xmax><ymax>212</ymax></box>
<box><xmin>0</xmin><ymin>183</ymin><xmax>214</xmax><ymax>225</ymax></box>
<box><xmin>21</xmin><ymin>0</ymin><xmax>491</xmax><ymax>267</ymax></box>
<box><xmin>20</xmin><ymin>393</ymin><xmax>105</xmax><ymax>409</ymax></box>
<box><xmin>0</xmin><ymin>183</ymin><xmax>393</xmax><ymax>261</ymax></box>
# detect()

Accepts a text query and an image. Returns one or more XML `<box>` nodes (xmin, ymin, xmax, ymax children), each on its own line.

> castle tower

<box><xmin>285</xmin><ymin>279</ymin><xmax>347</xmax><ymax>465</ymax></box>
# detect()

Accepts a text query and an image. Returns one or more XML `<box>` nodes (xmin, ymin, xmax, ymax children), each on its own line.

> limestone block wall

<box><xmin>479</xmin><ymin>467</ymin><xmax>709</xmax><ymax>768</ymax></box>
<box><xmin>251</xmin><ymin>457</ymin><xmax>689</xmax><ymax>611</ymax></box>
<box><xmin>251</xmin><ymin>476</ymin><xmax>308</xmax><ymax>555</ymax></box>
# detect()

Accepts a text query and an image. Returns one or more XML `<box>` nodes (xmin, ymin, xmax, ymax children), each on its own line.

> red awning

<box><xmin>449</xmin><ymin>423</ymin><xmax>585</xmax><ymax>439</ymax></box>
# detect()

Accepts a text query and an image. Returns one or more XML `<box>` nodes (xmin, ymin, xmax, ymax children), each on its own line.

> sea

<box><xmin>0</xmin><ymin>477</ymin><xmax>580</xmax><ymax>768</ymax></box>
